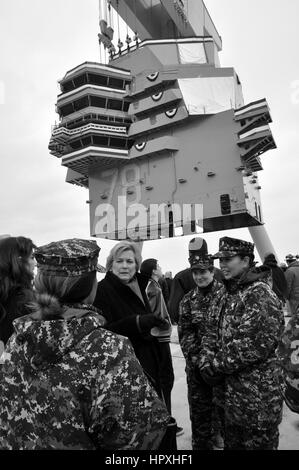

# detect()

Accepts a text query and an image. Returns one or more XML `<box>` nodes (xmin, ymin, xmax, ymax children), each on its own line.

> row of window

<box><xmin>68</xmin><ymin>135</ymin><xmax>134</xmax><ymax>151</ymax></box>
<box><xmin>58</xmin><ymin>95</ymin><xmax>130</xmax><ymax>117</ymax></box>
<box><xmin>61</xmin><ymin>72</ymin><xmax>131</xmax><ymax>94</ymax></box>
<box><xmin>61</xmin><ymin>113</ymin><xmax>131</xmax><ymax>130</ymax></box>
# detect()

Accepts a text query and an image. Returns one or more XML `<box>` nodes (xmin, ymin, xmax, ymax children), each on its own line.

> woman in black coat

<box><xmin>93</xmin><ymin>241</ymin><xmax>167</xmax><ymax>395</ymax></box>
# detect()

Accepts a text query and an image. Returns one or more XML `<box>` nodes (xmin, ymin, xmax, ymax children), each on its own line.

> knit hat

<box><xmin>286</xmin><ymin>254</ymin><xmax>296</xmax><ymax>263</ymax></box>
<box><xmin>188</xmin><ymin>238</ymin><xmax>208</xmax><ymax>254</ymax></box>
<box><xmin>140</xmin><ymin>259</ymin><xmax>158</xmax><ymax>278</ymax></box>
<box><xmin>35</xmin><ymin>239</ymin><xmax>100</xmax><ymax>277</ymax></box>
<box><xmin>213</xmin><ymin>237</ymin><xmax>254</xmax><ymax>259</ymax></box>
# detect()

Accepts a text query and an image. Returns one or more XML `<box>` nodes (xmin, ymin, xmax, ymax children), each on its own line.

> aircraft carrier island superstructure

<box><xmin>49</xmin><ymin>0</ymin><xmax>277</xmax><ymax>256</ymax></box>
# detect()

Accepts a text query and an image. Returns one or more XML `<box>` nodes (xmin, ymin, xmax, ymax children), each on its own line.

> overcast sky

<box><xmin>0</xmin><ymin>0</ymin><xmax>298</xmax><ymax>273</ymax></box>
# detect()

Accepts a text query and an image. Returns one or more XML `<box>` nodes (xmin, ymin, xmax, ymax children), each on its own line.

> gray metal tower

<box><xmin>49</xmin><ymin>0</ymin><xmax>277</xmax><ymax>259</ymax></box>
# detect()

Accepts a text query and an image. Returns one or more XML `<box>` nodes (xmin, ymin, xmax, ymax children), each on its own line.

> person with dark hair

<box><xmin>178</xmin><ymin>252</ymin><xmax>224</xmax><ymax>450</ymax></box>
<box><xmin>199</xmin><ymin>237</ymin><xmax>284</xmax><ymax>450</ymax></box>
<box><xmin>139</xmin><ymin>260</ymin><xmax>174</xmax><ymax>415</ymax></box>
<box><xmin>0</xmin><ymin>236</ymin><xmax>36</xmax><ymax>354</ymax></box>
<box><xmin>263</xmin><ymin>253</ymin><xmax>287</xmax><ymax>302</ymax></box>
<box><xmin>0</xmin><ymin>239</ymin><xmax>169</xmax><ymax>450</ymax></box>
<box><xmin>285</xmin><ymin>254</ymin><xmax>299</xmax><ymax>315</ymax></box>
<box><xmin>168</xmin><ymin>238</ymin><xmax>223</xmax><ymax>324</ymax></box>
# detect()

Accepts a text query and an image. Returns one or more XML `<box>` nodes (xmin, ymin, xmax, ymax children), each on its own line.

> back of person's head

<box><xmin>33</xmin><ymin>239</ymin><xmax>100</xmax><ymax>320</ymax></box>
<box><xmin>286</xmin><ymin>254</ymin><xmax>296</xmax><ymax>264</ymax></box>
<box><xmin>140</xmin><ymin>259</ymin><xmax>158</xmax><ymax>279</ymax></box>
<box><xmin>0</xmin><ymin>236</ymin><xmax>36</xmax><ymax>304</ymax></box>
<box><xmin>264</xmin><ymin>253</ymin><xmax>277</xmax><ymax>266</ymax></box>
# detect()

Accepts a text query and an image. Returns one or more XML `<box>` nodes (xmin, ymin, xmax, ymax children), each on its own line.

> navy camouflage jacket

<box><xmin>178</xmin><ymin>279</ymin><xmax>223</xmax><ymax>367</ymax></box>
<box><xmin>278</xmin><ymin>309</ymin><xmax>299</xmax><ymax>414</ymax></box>
<box><xmin>199</xmin><ymin>268</ymin><xmax>285</xmax><ymax>428</ymax></box>
<box><xmin>0</xmin><ymin>306</ymin><xmax>170</xmax><ymax>450</ymax></box>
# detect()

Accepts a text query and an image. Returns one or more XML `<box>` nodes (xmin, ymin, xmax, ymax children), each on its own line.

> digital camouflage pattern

<box><xmin>213</xmin><ymin>236</ymin><xmax>254</xmax><ymax>259</ymax></box>
<box><xmin>199</xmin><ymin>268</ymin><xmax>285</xmax><ymax>441</ymax></box>
<box><xmin>178</xmin><ymin>280</ymin><xmax>224</xmax><ymax>368</ymax></box>
<box><xmin>189</xmin><ymin>253</ymin><xmax>214</xmax><ymax>271</ymax></box>
<box><xmin>178</xmin><ymin>279</ymin><xmax>224</xmax><ymax>449</ymax></box>
<box><xmin>224</xmin><ymin>422</ymin><xmax>280</xmax><ymax>450</ymax></box>
<box><xmin>278</xmin><ymin>309</ymin><xmax>299</xmax><ymax>414</ymax></box>
<box><xmin>0</xmin><ymin>309</ymin><xmax>170</xmax><ymax>450</ymax></box>
<box><xmin>34</xmin><ymin>238</ymin><xmax>100</xmax><ymax>277</ymax></box>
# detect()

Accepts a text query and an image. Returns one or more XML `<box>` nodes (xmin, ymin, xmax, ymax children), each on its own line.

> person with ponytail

<box><xmin>0</xmin><ymin>236</ymin><xmax>36</xmax><ymax>354</ymax></box>
<box><xmin>0</xmin><ymin>238</ymin><xmax>169</xmax><ymax>450</ymax></box>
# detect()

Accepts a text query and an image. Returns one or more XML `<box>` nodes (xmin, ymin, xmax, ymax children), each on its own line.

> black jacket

<box><xmin>263</xmin><ymin>260</ymin><xmax>288</xmax><ymax>301</ymax></box>
<box><xmin>0</xmin><ymin>288</ymin><xmax>33</xmax><ymax>347</ymax></box>
<box><xmin>168</xmin><ymin>267</ymin><xmax>224</xmax><ymax>323</ymax></box>
<box><xmin>93</xmin><ymin>271</ymin><xmax>163</xmax><ymax>395</ymax></box>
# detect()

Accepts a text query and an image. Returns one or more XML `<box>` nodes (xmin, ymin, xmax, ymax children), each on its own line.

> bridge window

<box><xmin>88</xmin><ymin>73</ymin><xmax>108</xmax><ymax>87</ymax></box>
<box><xmin>108</xmin><ymin>77</ymin><xmax>125</xmax><ymax>89</ymax></box>
<box><xmin>93</xmin><ymin>135</ymin><xmax>109</xmax><ymax>146</ymax></box>
<box><xmin>90</xmin><ymin>95</ymin><xmax>107</xmax><ymax>108</ymax></box>
<box><xmin>107</xmin><ymin>99</ymin><xmax>123</xmax><ymax>111</ymax></box>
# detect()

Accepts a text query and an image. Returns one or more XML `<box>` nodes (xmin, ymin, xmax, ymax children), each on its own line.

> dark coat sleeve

<box><xmin>158</xmin><ymin>278</ymin><xmax>170</xmax><ymax>304</ymax></box>
<box><xmin>93</xmin><ymin>285</ymin><xmax>141</xmax><ymax>338</ymax></box>
<box><xmin>168</xmin><ymin>276</ymin><xmax>186</xmax><ymax>324</ymax></box>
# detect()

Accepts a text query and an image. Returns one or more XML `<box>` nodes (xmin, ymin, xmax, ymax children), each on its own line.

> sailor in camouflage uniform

<box><xmin>0</xmin><ymin>239</ymin><xmax>170</xmax><ymax>450</ymax></box>
<box><xmin>278</xmin><ymin>305</ymin><xmax>299</xmax><ymax>414</ymax></box>
<box><xmin>178</xmin><ymin>246</ymin><xmax>224</xmax><ymax>450</ymax></box>
<box><xmin>198</xmin><ymin>237</ymin><xmax>285</xmax><ymax>450</ymax></box>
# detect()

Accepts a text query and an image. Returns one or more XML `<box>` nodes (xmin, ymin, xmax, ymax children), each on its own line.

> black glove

<box><xmin>138</xmin><ymin>314</ymin><xmax>167</xmax><ymax>333</ymax></box>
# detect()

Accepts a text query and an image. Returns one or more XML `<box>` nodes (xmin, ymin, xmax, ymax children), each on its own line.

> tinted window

<box><xmin>81</xmin><ymin>136</ymin><xmax>92</xmax><ymax>146</ymax></box>
<box><xmin>73</xmin><ymin>96</ymin><xmax>89</xmax><ymax>111</ymax></box>
<box><xmin>73</xmin><ymin>74</ymin><xmax>87</xmax><ymax>87</ymax></box>
<box><xmin>88</xmin><ymin>73</ymin><xmax>108</xmax><ymax>87</ymax></box>
<box><xmin>93</xmin><ymin>135</ymin><xmax>109</xmax><ymax>146</ymax></box>
<box><xmin>110</xmin><ymin>137</ymin><xmax>126</xmax><ymax>148</ymax></box>
<box><xmin>90</xmin><ymin>95</ymin><xmax>106</xmax><ymax>108</ymax></box>
<box><xmin>60</xmin><ymin>103</ymin><xmax>74</xmax><ymax>117</ymax></box>
<box><xmin>70</xmin><ymin>140</ymin><xmax>82</xmax><ymax>150</ymax></box>
<box><xmin>108</xmin><ymin>77</ymin><xmax>124</xmax><ymax>89</ymax></box>
<box><xmin>107</xmin><ymin>99</ymin><xmax>122</xmax><ymax>111</ymax></box>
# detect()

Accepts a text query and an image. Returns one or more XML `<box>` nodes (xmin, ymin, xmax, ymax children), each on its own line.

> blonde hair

<box><xmin>106</xmin><ymin>241</ymin><xmax>142</xmax><ymax>272</ymax></box>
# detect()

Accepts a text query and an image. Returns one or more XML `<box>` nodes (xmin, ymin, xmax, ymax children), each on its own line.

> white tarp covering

<box><xmin>178</xmin><ymin>43</ymin><xmax>207</xmax><ymax>65</ymax></box>
<box><xmin>178</xmin><ymin>77</ymin><xmax>238</xmax><ymax>114</ymax></box>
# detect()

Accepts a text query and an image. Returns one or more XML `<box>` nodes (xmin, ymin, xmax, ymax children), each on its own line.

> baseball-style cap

<box><xmin>213</xmin><ymin>237</ymin><xmax>254</xmax><ymax>259</ymax></box>
<box><xmin>189</xmin><ymin>253</ymin><xmax>214</xmax><ymax>271</ymax></box>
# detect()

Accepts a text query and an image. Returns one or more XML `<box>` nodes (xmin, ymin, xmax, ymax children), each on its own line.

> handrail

<box><xmin>52</xmin><ymin>123</ymin><xmax>127</xmax><ymax>137</ymax></box>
